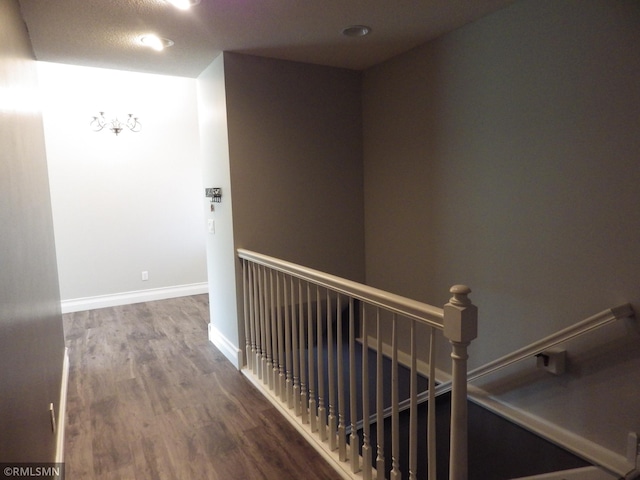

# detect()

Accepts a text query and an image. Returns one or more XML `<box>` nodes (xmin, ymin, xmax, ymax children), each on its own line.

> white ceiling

<box><xmin>19</xmin><ymin>0</ymin><xmax>514</xmax><ymax>78</ymax></box>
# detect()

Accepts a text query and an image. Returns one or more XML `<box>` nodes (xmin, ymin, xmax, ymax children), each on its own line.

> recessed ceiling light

<box><xmin>341</xmin><ymin>25</ymin><xmax>372</xmax><ymax>37</ymax></box>
<box><xmin>139</xmin><ymin>34</ymin><xmax>174</xmax><ymax>51</ymax></box>
<box><xmin>166</xmin><ymin>0</ymin><xmax>200</xmax><ymax>10</ymax></box>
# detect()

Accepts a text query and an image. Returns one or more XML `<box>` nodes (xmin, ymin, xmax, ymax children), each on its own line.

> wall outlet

<box><xmin>141</xmin><ymin>271</ymin><xmax>149</xmax><ymax>281</ymax></box>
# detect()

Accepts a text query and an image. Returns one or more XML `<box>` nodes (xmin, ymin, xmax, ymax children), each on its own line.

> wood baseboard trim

<box><xmin>60</xmin><ymin>283</ymin><xmax>208</xmax><ymax>313</ymax></box>
<box><xmin>208</xmin><ymin>323</ymin><xmax>243</xmax><ymax>370</ymax></box>
<box><xmin>241</xmin><ymin>369</ymin><xmax>358</xmax><ymax>480</ymax></box>
<box><xmin>466</xmin><ymin>384</ymin><xmax>632</xmax><ymax>477</ymax></box>
<box><xmin>55</xmin><ymin>347</ymin><xmax>69</xmax><ymax>463</ymax></box>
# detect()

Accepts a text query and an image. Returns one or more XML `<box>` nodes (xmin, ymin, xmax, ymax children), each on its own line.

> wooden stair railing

<box><xmin>238</xmin><ymin>249</ymin><xmax>478</xmax><ymax>480</ymax></box>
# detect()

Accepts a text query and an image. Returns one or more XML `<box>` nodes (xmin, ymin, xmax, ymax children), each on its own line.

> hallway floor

<box><xmin>62</xmin><ymin>295</ymin><xmax>342</xmax><ymax>479</ymax></box>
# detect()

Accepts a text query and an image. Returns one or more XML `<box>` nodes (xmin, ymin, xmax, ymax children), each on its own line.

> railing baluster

<box><xmin>251</xmin><ymin>263</ymin><xmax>260</xmax><ymax>376</ymax></box>
<box><xmin>284</xmin><ymin>275</ymin><xmax>293</xmax><ymax>407</ymax></box>
<box><xmin>264</xmin><ymin>266</ymin><xmax>271</xmax><ymax>382</ymax></box>
<box><xmin>337</xmin><ymin>294</ymin><xmax>347</xmax><ymax>461</ymax></box>
<box><xmin>362</xmin><ymin>306</ymin><xmax>372</xmax><ymax>480</ymax></box>
<box><xmin>271</xmin><ymin>271</ymin><xmax>279</xmax><ymax>391</ymax></box>
<box><xmin>266</xmin><ymin>269</ymin><xmax>274</xmax><ymax>389</ymax></box>
<box><xmin>271</xmin><ymin>271</ymin><xmax>284</xmax><ymax>396</ymax></box>
<box><xmin>247</xmin><ymin>262</ymin><xmax>256</xmax><ymax>372</ymax></box>
<box><xmin>292</xmin><ymin>276</ymin><xmax>300</xmax><ymax>413</ymax></box>
<box><xmin>390</xmin><ymin>314</ymin><xmax>400</xmax><ymax>480</ymax></box>
<box><xmin>298</xmin><ymin>279</ymin><xmax>307</xmax><ymax>422</ymax></box>
<box><xmin>317</xmin><ymin>286</ymin><xmax>327</xmax><ymax>441</ymax></box>
<box><xmin>376</xmin><ymin>308</ymin><xmax>385</xmax><ymax>479</ymax></box>
<box><xmin>409</xmin><ymin>319</ymin><xmax>417</xmax><ymax>480</ymax></box>
<box><xmin>262</xmin><ymin>268</ymin><xmax>267</xmax><ymax>380</ymax></box>
<box><xmin>258</xmin><ymin>265</ymin><xmax>267</xmax><ymax>381</ymax></box>
<box><xmin>241</xmin><ymin>259</ymin><xmax>251</xmax><ymax>370</ymax></box>
<box><xmin>428</xmin><ymin>326</ymin><xmax>437</xmax><ymax>480</ymax></box>
<box><xmin>308</xmin><ymin>281</ymin><xmax>317</xmax><ymax>431</ymax></box>
<box><xmin>349</xmin><ymin>297</ymin><xmax>360</xmax><ymax>473</ymax></box>
<box><xmin>277</xmin><ymin>272</ymin><xmax>286</xmax><ymax>400</ymax></box>
<box><xmin>327</xmin><ymin>293</ymin><xmax>337</xmax><ymax>450</ymax></box>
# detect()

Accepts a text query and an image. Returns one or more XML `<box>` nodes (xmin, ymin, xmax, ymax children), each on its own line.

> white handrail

<box><xmin>237</xmin><ymin>248</ymin><xmax>445</xmax><ymax>329</ymax></box>
<box><xmin>356</xmin><ymin>303</ymin><xmax>635</xmax><ymax>426</ymax></box>
<box><xmin>433</xmin><ymin>303</ymin><xmax>634</xmax><ymax>397</ymax></box>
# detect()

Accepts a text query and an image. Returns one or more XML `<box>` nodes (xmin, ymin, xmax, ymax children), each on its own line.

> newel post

<box><xmin>443</xmin><ymin>285</ymin><xmax>478</xmax><ymax>480</ymax></box>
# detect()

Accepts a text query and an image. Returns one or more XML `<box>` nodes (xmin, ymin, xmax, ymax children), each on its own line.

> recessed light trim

<box><xmin>342</xmin><ymin>25</ymin><xmax>372</xmax><ymax>37</ymax></box>
<box><xmin>139</xmin><ymin>34</ymin><xmax>174</xmax><ymax>51</ymax></box>
<box><xmin>166</xmin><ymin>0</ymin><xmax>200</xmax><ymax>10</ymax></box>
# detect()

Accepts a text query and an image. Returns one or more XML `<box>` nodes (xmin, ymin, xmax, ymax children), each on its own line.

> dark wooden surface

<box><xmin>63</xmin><ymin>295</ymin><xmax>342</xmax><ymax>479</ymax></box>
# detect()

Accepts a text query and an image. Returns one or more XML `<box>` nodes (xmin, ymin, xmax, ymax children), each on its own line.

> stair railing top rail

<box><xmin>237</xmin><ymin>248</ymin><xmax>445</xmax><ymax>329</ymax></box>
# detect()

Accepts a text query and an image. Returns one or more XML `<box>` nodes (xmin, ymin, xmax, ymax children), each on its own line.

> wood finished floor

<box><xmin>63</xmin><ymin>295</ymin><xmax>341</xmax><ymax>479</ymax></box>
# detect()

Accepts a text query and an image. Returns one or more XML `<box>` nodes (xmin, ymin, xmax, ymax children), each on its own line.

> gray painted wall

<box><xmin>224</xmin><ymin>53</ymin><xmax>365</xmax><ymax>281</ymax></box>
<box><xmin>363</xmin><ymin>0</ymin><xmax>640</xmax><ymax>462</ymax></box>
<box><xmin>0</xmin><ymin>0</ymin><xmax>66</xmax><ymax>462</ymax></box>
<box><xmin>197</xmin><ymin>52</ymin><xmax>365</xmax><ymax>366</ymax></box>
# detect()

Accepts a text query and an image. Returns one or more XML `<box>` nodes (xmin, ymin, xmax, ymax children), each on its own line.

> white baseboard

<box><xmin>466</xmin><ymin>384</ymin><xmax>634</xmax><ymax>478</ymax></box>
<box><xmin>60</xmin><ymin>282</ymin><xmax>209</xmax><ymax>313</ymax></box>
<box><xmin>241</xmin><ymin>368</ymin><xmax>358</xmax><ymax>480</ymax></box>
<box><xmin>55</xmin><ymin>347</ymin><xmax>69</xmax><ymax>463</ymax></box>
<box><xmin>208</xmin><ymin>323</ymin><xmax>243</xmax><ymax>370</ymax></box>
<box><xmin>510</xmin><ymin>466</ymin><xmax>620</xmax><ymax>479</ymax></box>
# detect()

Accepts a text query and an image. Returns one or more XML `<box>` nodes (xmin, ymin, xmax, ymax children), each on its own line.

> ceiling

<box><xmin>19</xmin><ymin>0</ymin><xmax>514</xmax><ymax>78</ymax></box>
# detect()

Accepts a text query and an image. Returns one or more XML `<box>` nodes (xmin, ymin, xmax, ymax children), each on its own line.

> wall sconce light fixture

<box><xmin>91</xmin><ymin>112</ymin><xmax>141</xmax><ymax>136</ymax></box>
<box><xmin>205</xmin><ymin>188</ymin><xmax>222</xmax><ymax>211</ymax></box>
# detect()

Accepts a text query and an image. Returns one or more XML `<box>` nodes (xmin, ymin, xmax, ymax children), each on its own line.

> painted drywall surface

<box><xmin>0</xmin><ymin>0</ymin><xmax>66</xmax><ymax>461</ymax></box>
<box><xmin>196</xmin><ymin>52</ymin><xmax>365</xmax><ymax>366</ymax></box>
<box><xmin>196</xmin><ymin>55</ymin><xmax>240</xmax><ymax>361</ymax></box>
<box><xmin>363</xmin><ymin>0</ymin><xmax>640</xmax><ymax>459</ymax></box>
<box><xmin>38</xmin><ymin>62</ymin><xmax>207</xmax><ymax>301</ymax></box>
<box><xmin>223</xmin><ymin>53</ymin><xmax>365</xmax><ymax>282</ymax></box>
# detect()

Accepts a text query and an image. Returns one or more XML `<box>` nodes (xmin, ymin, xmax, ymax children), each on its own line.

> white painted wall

<box><xmin>362</xmin><ymin>0</ymin><xmax>640</xmax><ymax>469</ymax></box>
<box><xmin>38</xmin><ymin>62</ymin><xmax>207</xmax><ymax>310</ymax></box>
<box><xmin>196</xmin><ymin>55</ymin><xmax>242</xmax><ymax>367</ymax></box>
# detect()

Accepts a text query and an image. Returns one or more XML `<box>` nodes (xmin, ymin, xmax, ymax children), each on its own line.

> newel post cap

<box><xmin>443</xmin><ymin>285</ymin><xmax>478</xmax><ymax>343</ymax></box>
